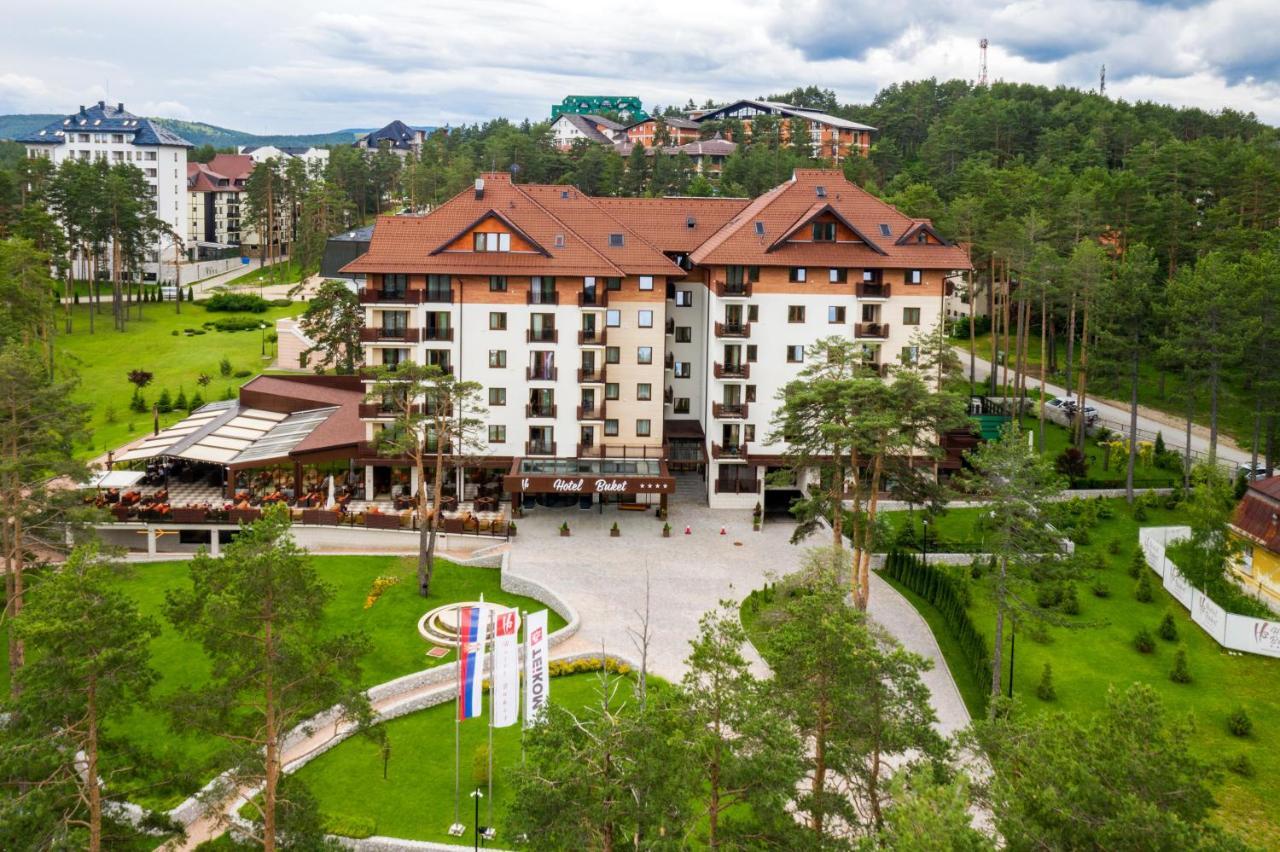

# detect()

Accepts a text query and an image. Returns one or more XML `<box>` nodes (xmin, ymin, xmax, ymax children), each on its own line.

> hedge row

<box><xmin>881</xmin><ymin>550</ymin><xmax>990</xmax><ymax>713</ymax></box>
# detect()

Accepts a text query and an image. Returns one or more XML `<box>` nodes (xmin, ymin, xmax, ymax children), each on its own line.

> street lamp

<box><xmin>471</xmin><ymin>787</ymin><xmax>487</xmax><ymax>851</ymax></box>
<box><xmin>921</xmin><ymin>517</ymin><xmax>929</xmax><ymax>567</ymax></box>
<box><xmin>259</xmin><ymin>322</ymin><xmax>267</xmax><ymax>358</ymax></box>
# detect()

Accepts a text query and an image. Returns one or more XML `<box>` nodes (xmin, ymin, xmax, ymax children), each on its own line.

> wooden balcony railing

<box><xmin>712</xmin><ymin>402</ymin><xmax>749</xmax><ymax>420</ymax></box>
<box><xmin>714</xmin><ymin>321</ymin><xmax>751</xmax><ymax>338</ymax></box>
<box><xmin>856</xmin><ymin>282</ymin><xmax>891</xmax><ymax>299</ymax></box>
<box><xmin>527</xmin><ymin>327</ymin><xmax>559</xmax><ymax>343</ymax></box>
<box><xmin>714</xmin><ymin>478</ymin><xmax>762</xmax><ymax>494</ymax></box>
<box><xmin>421</xmin><ymin>326</ymin><xmax>454</xmax><ymax>341</ymax></box>
<box><xmin>359</xmin><ymin>288</ymin><xmax>425</xmax><ymax>305</ymax></box>
<box><xmin>525</xmin><ymin>404</ymin><xmax>558</xmax><ymax>419</ymax></box>
<box><xmin>665</xmin><ymin>318</ymin><xmax>675</xmax><ymax>335</ymax></box>
<box><xmin>713</xmin><ymin>362</ymin><xmax>749</xmax><ymax>379</ymax></box>
<box><xmin>359</xmin><ymin>363</ymin><xmax>452</xmax><ymax>379</ymax></box>
<box><xmin>856</xmin><ymin>322</ymin><xmax>890</xmax><ymax>339</ymax></box>
<box><xmin>423</xmin><ymin>288</ymin><xmax>453</xmax><ymax>303</ymax></box>
<box><xmin>711</xmin><ymin>442</ymin><xmax>747</xmax><ymax>460</ymax></box>
<box><xmin>713</xmin><ymin>280</ymin><xmax>752</xmax><ymax>298</ymax></box>
<box><xmin>526</xmin><ymin>366</ymin><xmax>559</xmax><ymax>381</ymax></box>
<box><xmin>578</xmin><ymin>329</ymin><xmax>607</xmax><ymax>346</ymax></box>
<box><xmin>527</xmin><ymin>290</ymin><xmax>559</xmax><ymax>305</ymax></box>
<box><xmin>576</xmin><ymin>367</ymin><xmax>606</xmax><ymax>383</ymax></box>
<box><xmin>359</xmin><ymin>327</ymin><xmax>421</xmax><ymax>343</ymax></box>
<box><xmin>577</xmin><ymin>405</ymin><xmax>605</xmax><ymax>421</ymax></box>
<box><xmin>525</xmin><ymin>440</ymin><xmax>557</xmax><ymax>456</ymax></box>
<box><xmin>578</xmin><ymin>290</ymin><xmax>609</xmax><ymax>307</ymax></box>
<box><xmin>664</xmin><ymin>352</ymin><xmax>675</xmax><ymax>369</ymax></box>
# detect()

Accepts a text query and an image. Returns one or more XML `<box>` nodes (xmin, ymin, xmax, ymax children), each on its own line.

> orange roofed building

<box><xmin>343</xmin><ymin>169</ymin><xmax>969</xmax><ymax>511</ymax></box>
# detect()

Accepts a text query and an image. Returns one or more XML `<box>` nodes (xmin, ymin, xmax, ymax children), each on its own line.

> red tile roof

<box><xmin>594</xmin><ymin>196</ymin><xmax>750</xmax><ymax>253</ymax></box>
<box><xmin>1234</xmin><ymin>481</ymin><xmax>1280</xmax><ymax>554</ymax></box>
<box><xmin>187</xmin><ymin>154</ymin><xmax>254</xmax><ymax>193</ymax></box>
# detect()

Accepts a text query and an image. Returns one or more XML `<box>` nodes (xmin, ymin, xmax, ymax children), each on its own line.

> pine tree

<box><xmin>1036</xmin><ymin>662</ymin><xmax>1056</xmax><ymax>701</ymax></box>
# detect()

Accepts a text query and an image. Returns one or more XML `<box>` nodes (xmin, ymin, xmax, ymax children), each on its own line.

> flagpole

<box><xmin>451</xmin><ymin>603</ymin><xmax>462</xmax><ymax>835</ymax></box>
<box><xmin>520</xmin><ymin>608</ymin><xmax>527</xmax><ymax>768</ymax></box>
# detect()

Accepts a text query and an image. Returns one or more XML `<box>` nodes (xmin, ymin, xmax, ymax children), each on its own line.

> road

<box><xmin>955</xmin><ymin>348</ymin><xmax>1252</xmax><ymax>468</ymax></box>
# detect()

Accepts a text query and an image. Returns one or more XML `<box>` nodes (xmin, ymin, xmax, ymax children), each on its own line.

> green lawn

<box><xmin>220</xmin><ymin>258</ymin><xmax>305</xmax><ymax>290</ymax></box>
<box><xmin>295</xmin><ymin>673</ymin><xmax>616</xmax><ymax>843</ymax></box>
<box><xmin>53</xmin><ymin>300</ymin><xmax>302</xmax><ymax>459</ymax></box>
<box><xmin>883</xmin><ymin>499</ymin><xmax>1280</xmax><ymax>846</ymax></box>
<box><xmin>71</xmin><ymin>555</ymin><xmax>565</xmax><ymax>811</ymax></box>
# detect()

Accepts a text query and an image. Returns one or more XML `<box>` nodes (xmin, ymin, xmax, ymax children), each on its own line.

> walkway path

<box><xmin>956</xmin><ymin>348</ymin><xmax>1251</xmax><ymax>466</ymax></box>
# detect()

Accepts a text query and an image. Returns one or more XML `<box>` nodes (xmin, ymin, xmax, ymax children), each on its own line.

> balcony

<box><xmin>577</xmin><ymin>367</ymin><xmax>606</xmax><ymax>383</ymax></box>
<box><xmin>665</xmin><ymin>318</ymin><xmax>675</xmax><ymax>335</ymax></box>
<box><xmin>421</xmin><ymin>326</ymin><xmax>454</xmax><ymax>342</ymax></box>
<box><xmin>358</xmin><ymin>402</ymin><xmax>393</xmax><ymax>418</ymax></box>
<box><xmin>578</xmin><ymin>329</ymin><xmax>607</xmax><ymax>346</ymax></box>
<box><xmin>714</xmin><ymin>478</ymin><xmax>762</xmax><ymax>494</ymax></box>
<box><xmin>856</xmin><ymin>322</ymin><xmax>891</xmax><ymax>339</ymax></box>
<box><xmin>711</xmin><ymin>442</ymin><xmax>747</xmax><ymax>460</ymax></box>
<box><xmin>525</xmin><ymin>440</ymin><xmax>557</xmax><ymax>456</ymax></box>
<box><xmin>714</xmin><ymin>321</ymin><xmax>751</xmax><ymax>339</ymax></box>
<box><xmin>423</xmin><ymin>288</ymin><xmax>453</xmax><ymax>303</ymax></box>
<box><xmin>664</xmin><ymin>386</ymin><xmax>674</xmax><ymax>404</ymax></box>
<box><xmin>526</xmin><ymin>366</ymin><xmax>558</xmax><ymax>382</ymax></box>
<box><xmin>857</xmin><ymin>282</ymin><xmax>891</xmax><ymax>299</ymax></box>
<box><xmin>713</xmin><ymin>280</ymin><xmax>752</xmax><ymax>298</ymax></box>
<box><xmin>359</xmin><ymin>363</ymin><xmax>452</xmax><ymax>379</ymax></box>
<box><xmin>527</xmin><ymin>328</ymin><xmax>559</xmax><ymax>344</ymax></box>
<box><xmin>527</xmin><ymin>290</ymin><xmax>559</xmax><ymax>305</ymax></box>
<box><xmin>712</xmin><ymin>402</ymin><xmax>749</xmax><ymax>420</ymax></box>
<box><xmin>578</xmin><ymin>289</ymin><xmax>609</xmax><ymax>307</ymax></box>
<box><xmin>664</xmin><ymin>352</ymin><xmax>675</xmax><ymax>370</ymax></box>
<box><xmin>713</xmin><ymin>362</ymin><xmax>749</xmax><ymax>379</ymax></box>
<box><xmin>359</xmin><ymin>288</ymin><xmax>425</xmax><ymax>305</ymax></box>
<box><xmin>577</xmin><ymin>404</ymin><xmax>605</xmax><ymax>421</ymax></box>
<box><xmin>525</xmin><ymin>404</ymin><xmax>558</xmax><ymax>419</ymax></box>
<box><xmin>359</xmin><ymin>327</ymin><xmax>421</xmax><ymax>343</ymax></box>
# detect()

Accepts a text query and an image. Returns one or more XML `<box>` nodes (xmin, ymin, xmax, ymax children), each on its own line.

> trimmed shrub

<box><xmin>472</xmin><ymin>743</ymin><xmax>490</xmax><ymax>785</ymax></box>
<box><xmin>174</xmin><ymin>389</ymin><xmax>188</xmax><ymax>412</ymax></box>
<box><xmin>1091</xmin><ymin>579</ymin><xmax>1110</xmax><ymax>598</ymax></box>
<box><xmin>188</xmin><ymin>392</ymin><xmax>204</xmax><ymax>413</ymax></box>
<box><xmin>1107</xmin><ymin>539</ymin><xmax>1122</xmax><ymax>556</ymax></box>
<box><xmin>1228</xmin><ymin>706</ymin><xmax>1253</xmax><ymax>738</ymax></box>
<box><xmin>1036</xmin><ymin>663</ymin><xmax>1056</xmax><ymax>701</ymax></box>
<box><xmin>323</xmin><ymin>814</ymin><xmax>376</xmax><ymax>839</ymax></box>
<box><xmin>1134</xmin><ymin>627</ymin><xmax>1156</xmax><ymax>654</ymax></box>
<box><xmin>233</xmin><ymin>369</ymin><xmax>252</xmax><ymax>378</ymax></box>
<box><xmin>1135</xmin><ymin>571</ymin><xmax>1154</xmax><ymax>603</ymax></box>
<box><xmin>207</xmin><ymin>315</ymin><xmax>264</xmax><ymax>332</ymax></box>
<box><xmin>156</xmin><ymin>388</ymin><xmax>173</xmax><ymax>413</ymax></box>
<box><xmin>1170</xmin><ymin>648</ymin><xmax>1192</xmax><ymax>683</ymax></box>
<box><xmin>219</xmin><ymin>356</ymin><xmax>232</xmax><ymax>377</ymax></box>
<box><xmin>205</xmin><ymin>292</ymin><xmax>269</xmax><ymax>313</ymax></box>
<box><xmin>269</xmin><ymin>298</ymin><xmax>293</xmax><ymax>307</ymax></box>
<box><xmin>1060</xmin><ymin>584</ymin><xmax>1081</xmax><ymax>615</ymax></box>
<box><xmin>1158</xmin><ymin>611</ymin><xmax>1179</xmax><ymax>642</ymax></box>
<box><xmin>1128</xmin><ymin>549</ymin><xmax>1146</xmax><ymax>578</ymax></box>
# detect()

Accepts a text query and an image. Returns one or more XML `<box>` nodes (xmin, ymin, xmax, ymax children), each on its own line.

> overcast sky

<box><xmin>3</xmin><ymin>0</ymin><xmax>1278</xmax><ymax>132</ymax></box>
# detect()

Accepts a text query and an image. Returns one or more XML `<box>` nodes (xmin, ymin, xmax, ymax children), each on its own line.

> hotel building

<box><xmin>344</xmin><ymin>169</ymin><xmax>969</xmax><ymax>510</ymax></box>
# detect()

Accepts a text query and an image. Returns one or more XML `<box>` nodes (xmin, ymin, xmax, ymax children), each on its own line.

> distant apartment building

<box><xmin>353</xmin><ymin>120</ymin><xmax>432</xmax><ymax>157</ymax></box>
<box><xmin>342</xmin><ymin>169</ymin><xmax>967</xmax><ymax>510</ymax></box>
<box><xmin>551</xmin><ymin>95</ymin><xmax>647</xmax><ymax>122</ymax></box>
<box><xmin>550</xmin><ymin>114</ymin><xmax>627</xmax><ymax>149</ymax></box>
<box><xmin>19</xmin><ymin>101</ymin><xmax>192</xmax><ymax>279</ymax></box>
<box><xmin>187</xmin><ymin>154</ymin><xmax>292</xmax><ymax>258</ymax></box>
<box><xmin>622</xmin><ymin>116</ymin><xmax>701</xmax><ymax>147</ymax></box>
<box><xmin>239</xmin><ymin>144</ymin><xmax>330</xmax><ymax>169</ymax></box>
<box><xmin>613</xmin><ymin>136</ymin><xmax>737</xmax><ymax>176</ymax></box>
<box><xmin>692</xmin><ymin>99</ymin><xmax>874</xmax><ymax>162</ymax></box>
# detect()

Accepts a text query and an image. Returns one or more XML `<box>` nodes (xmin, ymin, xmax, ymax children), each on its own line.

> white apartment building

<box><xmin>20</xmin><ymin>101</ymin><xmax>191</xmax><ymax>280</ymax></box>
<box><xmin>239</xmin><ymin>144</ymin><xmax>330</xmax><ymax>169</ymax></box>
<box><xmin>343</xmin><ymin>169</ymin><xmax>969</xmax><ymax>511</ymax></box>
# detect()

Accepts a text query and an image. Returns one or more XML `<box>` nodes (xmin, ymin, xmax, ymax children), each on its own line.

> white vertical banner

<box><xmin>491</xmin><ymin>609</ymin><xmax>520</xmax><ymax>728</ymax></box>
<box><xmin>524</xmin><ymin>609</ymin><xmax>550</xmax><ymax>727</ymax></box>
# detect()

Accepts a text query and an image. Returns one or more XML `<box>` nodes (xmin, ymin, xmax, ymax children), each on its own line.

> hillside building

<box><xmin>186</xmin><ymin>153</ymin><xmax>292</xmax><ymax>258</ymax></box>
<box><xmin>692</xmin><ymin>99</ymin><xmax>874</xmax><ymax>162</ymax></box>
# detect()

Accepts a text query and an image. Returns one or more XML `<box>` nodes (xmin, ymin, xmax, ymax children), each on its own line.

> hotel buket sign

<box><xmin>503</xmin><ymin>474</ymin><xmax>675</xmax><ymax>495</ymax></box>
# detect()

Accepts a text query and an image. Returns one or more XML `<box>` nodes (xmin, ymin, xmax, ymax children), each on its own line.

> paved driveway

<box><xmin>509</xmin><ymin>501</ymin><xmax>970</xmax><ymax>733</ymax></box>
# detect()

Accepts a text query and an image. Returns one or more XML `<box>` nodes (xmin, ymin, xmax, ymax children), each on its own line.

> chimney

<box><xmin>98</xmin><ymin>100</ymin><xmax>105</xmax><ymax>109</ymax></box>
<box><xmin>474</xmin><ymin>178</ymin><xmax>485</xmax><ymax>200</ymax></box>
<box><xmin>117</xmin><ymin>102</ymin><xmax>124</xmax><ymax>112</ymax></box>
<box><xmin>79</xmin><ymin>105</ymin><xmax>86</xmax><ymax>114</ymax></box>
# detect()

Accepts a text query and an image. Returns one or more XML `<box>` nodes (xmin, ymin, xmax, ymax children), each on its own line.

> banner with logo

<box><xmin>524</xmin><ymin>609</ymin><xmax>550</xmax><ymax>727</ymax></box>
<box><xmin>1225</xmin><ymin>613</ymin><xmax>1280</xmax><ymax>658</ymax></box>
<box><xmin>1190</xmin><ymin>590</ymin><xmax>1228</xmax><ymax>646</ymax></box>
<box><xmin>457</xmin><ymin>605</ymin><xmax>489</xmax><ymax>721</ymax></box>
<box><xmin>491</xmin><ymin>609</ymin><xmax>520</xmax><ymax>728</ymax></box>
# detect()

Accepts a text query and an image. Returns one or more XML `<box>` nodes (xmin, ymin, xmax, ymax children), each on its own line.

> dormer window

<box><xmin>474</xmin><ymin>232</ymin><xmax>511</xmax><ymax>252</ymax></box>
<box><xmin>815</xmin><ymin>186</ymin><xmax>826</xmax><ymax>198</ymax></box>
<box><xmin>878</xmin><ymin>224</ymin><xmax>892</xmax><ymax>237</ymax></box>
<box><xmin>812</xmin><ymin>221</ymin><xmax>836</xmax><ymax>242</ymax></box>
<box><xmin>917</xmin><ymin>231</ymin><xmax>928</xmax><ymax>244</ymax></box>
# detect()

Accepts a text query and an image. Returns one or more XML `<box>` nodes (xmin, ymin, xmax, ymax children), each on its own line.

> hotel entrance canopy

<box><xmin>503</xmin><ymin>454</ymin><xmax>675</xmax><ymax>495</ymax></box>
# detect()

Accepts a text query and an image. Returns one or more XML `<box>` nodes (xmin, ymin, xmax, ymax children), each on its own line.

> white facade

<box><xmin>239</xmin><ymin>145</ymin><xmax>330</xmax><ymax>169</ymax></box>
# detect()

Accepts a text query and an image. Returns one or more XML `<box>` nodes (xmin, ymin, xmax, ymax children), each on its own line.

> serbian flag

<box><xmin>457</xmin><ymin>605</ymin><xmax>489</xmax><ymax>721</ymax></box>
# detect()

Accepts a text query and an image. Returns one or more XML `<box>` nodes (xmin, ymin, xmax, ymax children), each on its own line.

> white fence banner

<box><xmin>1163</xmin><ymin>564</ymin><xmax>1194</xmax><ymax>609</ymax></box>
<box><xmin>1224</xmin><ymin>614</ymin><xmax>1280</xmax><ymax>659</ymax></box>
<box><xmin>524</xmin><ymin>609</ymin><xmax>550</xmax><ymax>727</ymax></box>
<box><xmin>1190</xmin><ymin>590</ymin><xmax>1228</xmax><ymax>646</ymax></box>
<box><xmin>491</xmin><ymin>609</ymin><xmax>520</xmax><ymax>728</ymax></box>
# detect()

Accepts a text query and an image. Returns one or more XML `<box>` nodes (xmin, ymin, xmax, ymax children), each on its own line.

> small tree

<box><xmin>126</xmin><ymin>368</ymin><xmax>153</xmax><ymax>390</ymax></box>
<box><xmin>1135</xmin><ymin>571</ymin><xmax>1154</xmax><ymax>603</ymax></box>
<box><xmin>1170</xmin><ymin>648</ymin><xmax>1192</xmax><ymax>684</ymax></box>
<box><xmin>365</xmin><ymin>363</ymin><xmax>485</xmax><ymax>596</ymax></box>
<box><xmin>1158</xmin><ymin>611</ymin><xmax>1179</xmax><ymax>642</ymax></box>
<box><xmin>297</xmin><ymin>279</ymin><xmax>362</xmax><ymax>374</ymax></box>
<box><xmin>1036</xmin><ymin>663</ymin><xmax>1056</xmax><ymax>701</ymax></box>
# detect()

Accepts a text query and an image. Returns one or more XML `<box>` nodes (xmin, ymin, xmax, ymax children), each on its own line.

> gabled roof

<box><xmin>896</xmin><ymin>220</ymin><xmax>952</xmax><ymax>246</ymax></box>
<box><xmin>1234</xmin><ymin>478</ymin><xmax>1280</xmax><ymax>554</ymax></box>
<box><xmin>593</xmin><ymin>196</ymin><xmax>751</xmax><ymax>254</ymax></box>
<box><xmin>356</xmin><ymin>120</ymin><xmax>423</xmax><ymax>150</ymax></box>
<box><xmin>19</xmin><ymin>101</ymin><xmax>193</xmax><ymax>147</ymax></box>
<box><xmin>429</xmin><ymin>210</ymin><xmax>551</xmax><ymax>257</ymax></box>
<box><xmin>767</xmin><ymin>202</ymin><xmax>887</xmax><ymax>255</ymax></box>
<box><xmin>625</xmin><ymin>116</ymin><xmax>701</xmax><ymax>131</ymax></box>
<box><xmin>554</xmin><ymin>114</ymin><xmax>621</xmax><ymax>145</ymax></box>
<box><xmin>688</xmin><ymin>169</ymin><xmax>970</xmax><ymax>269</ymax></box>
<box><xmin>187</xmin><ymin>154</ymin><xmax>254</xmax><ymax>192</ymax></box>
<box><xmin>692</xmin><ymin>99</ymin><xmax>876</xmax><ymax>132</ymax></box>
<box><xmin>343</xmin><ymin>172</ymin><xmax>683</xmax><ymax>277</ymax></box>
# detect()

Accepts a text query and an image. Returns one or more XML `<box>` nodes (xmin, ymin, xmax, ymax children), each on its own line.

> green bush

<box><xmin>1170</xmin><ymin>648</ymin><xmax>1192</xmax><ymax>684</ymax></box>
<box><xmin>1036</xmin><ymin>662</ymin><xmax>1056</xmax><ymax>701</ymax></box>
<box><xmin>174</xmin><ymin>389</ymin><xmax>188</xmax><ymax>412</ymax></box>
<box><xmin>1135</xmin><ymin>571</ymin><xmax>1154</xmax><ymax>603</ymax></box>
<box><xmin>188</xmin><ymin>392</ymin><xmax>204</xmax><ymax>413</ymax></box>
<box><xmin>233</xmin><ymin>369</ymin><xmax>252</xmax><ymax>378</ymax></box>
<box><xmin>1091</xmin><ymin>579</ymin><xmax>1110</xmax><ymax>598</ymax></box>
<box><xmin>1037</xmin><ymin>583</ymin><xmax>1063</xmax><ymax>609</ymax></box>
<box><xmin>1128</xmin><ymin>549</ymin><xmax>1146</xmax><ymax>578</ymax></box>
<box><xmin>207</xmin><ymin>316</ymin><xmax>264</xmax><ymax>332</ymax></box>
<box><xmin>322</xmin><ymin>814</ymin><xmax>377</xmax><ymax>838</ymax></box>
<box><xmin>268</xmin><ymin>298</ymin><xmax>292</xmax><ymax>307</ymax></box>
<box><xmin>1060</xmin><ymin>584</ymin><xmax>1081</xmax><ymax>615</ymax></box>
<box><xmin>156</xmin><ymin>388</ymin><xmax>173</xmax><ymax>414</ymax></box>
<box><xmin>1225</xmin><ymin>754</ymin><xmax>1255</xmax><ymax>777</ymax></box>
<box><xmin>219</xmin><ymin>356</ymin><xmax>232</xmax><ymax>377</ymax></box>
<box><xmin>1134</xmin><ymin>627</ymin><xmax>1156</xmax><ymax>654</ymax></box>
<box><xmin>472</xmin><ymin>743</ymin><xmax>490</xmax><ymax>785</ymax></box>
<box><xmin>1228</xmin><ymin>706</ymin><xmax>1253</xmax><ymax>737</ymax></box>
<box><xmin>205</xmin><ymin>292</ymin><xmax>269</xmax><ymax>313</ymax></box>
<box><xmin>170</xmin><ymin>329</ymin><xmax>179</xmax><ymax>336</ymax></box>
<box><xmin>1158</xmin><ymin>611</ymin><xmax>1179</xmax><ymax>642</ymax></box>
<box><xmin>1107</xmin><ymin>539</ymin><xmax>1122</xmax><ymax>556</ymax></box>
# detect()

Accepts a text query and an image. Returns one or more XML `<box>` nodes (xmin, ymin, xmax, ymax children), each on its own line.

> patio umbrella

<box><xmin>326</xmin><ymin>475</ymin><xmax>336</xmax><ymax>510</ymax></box>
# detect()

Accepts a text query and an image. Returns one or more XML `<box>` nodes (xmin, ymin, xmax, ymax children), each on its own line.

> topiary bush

<box><xmin>205</xmin><ymin>292</ymin><xmax>269</xmax><ymax>312</ymax></box>
<box><xmin>1158</xmin><ymin>611</ymin><xmax>1179</xmax><ymax>642</ymax></box>
<box><xmin>1170</xmin><ymin>648</ymin><xmax>1192</xmax><ymax>683</ymax></box>
<box><xmin>1228</xmin><ymin>706</ymin><xmax>1253</xmax><ymax>737</ymax></box>
<box><xmin>1134</xmin><ymin>627</ymin><xmax>1156</xmax><ymax>654</ymax></box>
<box><xmin>1036</xmin><ymin>662</ymin><xmax>1056</xmax><ymax>701</ymax></box>
<box><xmin>156</xmin><ymin>388</ymin><xmax>173</xmax><ymax>413</ymax></box>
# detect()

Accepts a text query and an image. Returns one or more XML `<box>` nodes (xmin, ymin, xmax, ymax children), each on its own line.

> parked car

<box><xmin>1043</xmin><ymin>396</ymin><xmax>1099</xmax><ymax>428</ymax></box>
<box><xmin>1237</xmin><ymin>463</ymin><xmax>1277</xmax><ymax>481</ymax></box>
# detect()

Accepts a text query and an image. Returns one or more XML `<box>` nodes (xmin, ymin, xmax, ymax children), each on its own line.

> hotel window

<box><xmin>829</xmin><ymin>268</ymin><xmax>847</xmax><ymax>283</ymax></box>
<box><xmin>604</xmin><ymin>419</ymin><xmax>620</xmax><ymax>436</ymax></box>
<box><xmin>674</xmin><ymin>361</ymin><xmax>691</xmax><ymax>378</ymax></box>
<box><xmin>473</xmin><ymin>231</ymin><xmax>511</xmax><ymax>252</ymax></box>
<box><xmin>606</xmin><ymin>309</ymin><xmax>621</xmax><ymax>327</ymax></box>
<box><xmin>489</xmin><ymin>312</ymin><xmax>507</xmax><ymax>330</ymax></box>
<box><xmin>788</xmin><ymin>306</ymin><xmax>806</xmax><ymax>323</ymax></box>
<box><xmin>863</xmin><ymin>269</ymin><xmax>876</xmax><ymax>282</ymax></box>
<box><xmin>812</xmin><ymin>221</ymin><xmax>836</xmax><ymax>241</ymax></box>
<box><xmin>636</xmin><ymin>383</ymin><xmax>652</xmax><ymax>401</ymax></box>
<box><xmin>488</xmin><ymin>425</ymin><xmax>507</xmax><ymax>444</ymax></box>
<box><xmin>744</xmin><ymin>424</ymin><xmax>756</xmax><ymax>442</ymax></box>
<box><xmin>489</xmin><ymin>388</ymin><xmax>506</xmax><ymax>406</ymax></box>
<box><xmin>675</xmin><ymin>290</ymin><xmax>693</xmax><ymax>307</ymax></box>
<box><xmin>829</xmin><ymin>306</ymin><xmax>846</xmax><ymax>323</ymax></box>
<box><xmin>383</xmin><ymin>274</ymin><xmax>407</xmax><ymax>297</ymax></box>
<box><xmin>489</xmin><ymin>350</ymin><xmax>507</xmax><ymax>368</ymax></box>
<box><xmin>786</xmin><ymin>345</ymin><xmax>805</xmax><ymax>363</ymax></box>
<box><xmin>605</xmin><ymin>346</ymin><xmax>620</xmax><ymax>364</ymax></box>
<box><xmin>605</xmin><ymin>383</ymin><xmax>620</xmax><ymax>400</ymax></box>
<box><xmin>637</xmin><ymin>346</ymin><xmax>653</xmax><ymax>365</ymax></box>
<box><xmin>789</xmin><ymin>267</ymin><xmax>807</xmax><ymax>283</ymax></box>
<box><xmin>747</xmin><ymin>304</ymin><xmax>759</xmax><ymax>322</ymax></box>
<box><xmin>675</xmin><ymin>326</ymin><xmax>692</xmax><ymax>343</ymax></box>
<box><xmin>903</xmin><ymin>307</ymin><xmax>922</xmax><ymax>325</ymax></box>
<box><xmin>636</xmin><ymin>419</ymin><xmax>652</xmax><ymax>437</ymax></box>
<box><xmin>489</xmin><ymin>276</ymin><xmax>507</xmax><ymax>292</ymax></box>
<box><xmin>606</xmin><ymin>277</ymin><xmax>622</xmax><ymax>291</ymax></box>
<box><xmin>638</xmin><ymin>309</ymin><xmax>653</xmax><ymax>328</ymax></box>
<box><xmin>673</xmin><ymin>398</ymin><xmax>690</xmax><ymax>414</ymax></box>
<box><xmin>746</xmin><ymin>345</ymin><xmax>758</xmax><ymax>362</ymax></box>
<box><xmin>906</xmin><ymin>269</ymin><xmax>923</xmax><ymax>285</ymax></box>
<box><xmin>639</xmin><ymin>275</ymin><xmax>654</xmax><ymax>291</ymax></box>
